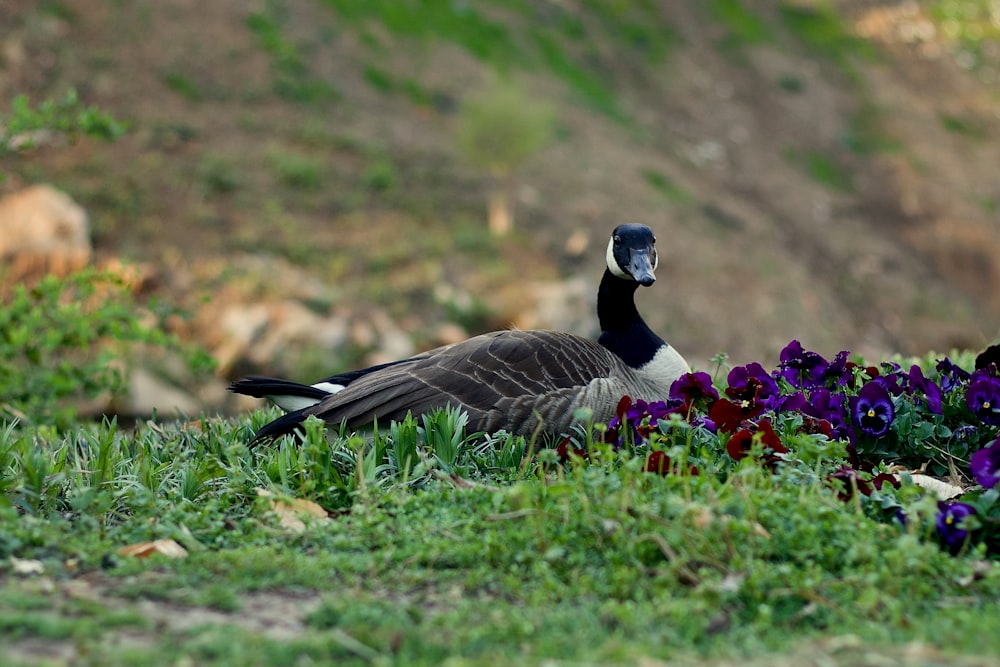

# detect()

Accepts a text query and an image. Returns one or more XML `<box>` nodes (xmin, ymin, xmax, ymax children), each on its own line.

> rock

<box><xmin>432</xmin><ymin>322</ymin><xmax>469</xmax><ymax>346</ymax></box>
<box><xmin>512</xmin><ymin>276</ymin><xmax>596</xmax><ymax>335</ymax></box>
<box><xmin>251</xmin><ymin>301</ymin><xmax>348</xmax><ymax>367</ymax></box>
<box><xmin>0</xmin><ymin>184</ymin><xmax>91</xmax><ymax>281</ymax></box>
<box><xmin>213</xmin><ymin>303</ymin><xmax>271</xmax><ymax>374</ymax></box>
<box><xmin>564</xmin><ymin>229</ymin><xmax>590</xmax><ymax>257</ymax></box>
<box><xmin>126</xmin><ymin>367</ymin><xmax>201</xmax><ymax>418</ymax></box>
<box><xmin>366</xmin><ymin>309</ymin><xmax>415</xmax><ymax>364</ymax></box>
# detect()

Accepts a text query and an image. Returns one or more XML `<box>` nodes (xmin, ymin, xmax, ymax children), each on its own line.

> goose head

<box><xmin>605</xmin><ymin>223</ymin><xmax>658</xmax><ymax>287</ymax></box>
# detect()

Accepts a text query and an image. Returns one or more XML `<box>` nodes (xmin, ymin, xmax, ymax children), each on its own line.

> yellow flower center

<box><xmin>867</xmin><ymin>408</ymin><xmax>876</xmax><ymax>418</ymax></box>
<box><xmin>985</xmin><ymin>401</ymin><xmax>992</xmax><ymax>410</ymax></box>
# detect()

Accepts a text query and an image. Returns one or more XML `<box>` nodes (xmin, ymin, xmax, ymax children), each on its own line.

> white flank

<box><xmin>270</xmin><ymin>395</ymin><xmax>324</xmax><ymax>413</ymax></box>
<box><xmin>312</xmin><ymin>381</ymin><xmax>346</xmax><ymax>394</ymax></box>
<box><xmin>269</xmin><ymin>382</ymin><xmax>344</xmax><ymax>413</ymax></box>
<box><xmin>638</xmin><ymin>345</ymin><xmax>690</xmax><ymax>387</ymax></box>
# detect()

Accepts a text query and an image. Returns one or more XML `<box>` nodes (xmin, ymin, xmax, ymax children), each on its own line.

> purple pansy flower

<box><xmin>606</xmin><ymin>396</ymin><xmax>688</xmax><ymax>445</ymax></box>
<box><xmin>953</xmin><ymin>424</ymin><xmax>978</xmax><ymax>443</ymax></box>
<box><xmin>966</xmin><ymin>375</ymin><xmax>1000</xmax><ymax>426</ymax></box>
<box><xmin>820</xmin><ymin>350</ymin><xmax>853</xmax><ymax>387</ymax></box>
<box><xmin>936</xmin><ymin>357</ymin><xmax>970</xmax><ymax>393</ymax></box>
<box><xmin>775</xmin><ymin>391</ymin><xmax>808</xmax><ymax>414</ymax></box>
<box><xmin>849</xmin><ymin>381</ymin><xmax>895</xmax><ymax>438</ymax></box>
<box><xmin>778</xmin><ymin>340</ymin><xmax>828</xmax><ymax>389</ymax></box>
<box><xmin>669</xmin><ymin>372</ymin><xmax>719</xmax><ymax>406</ymax></box>
<box><xmin>936</xmin><ymin>501</ymin><xmax>977</xmax><ymax>551</ymax></box>
<box><xmin>904</xmin><ymin>365</ymin><xmax>942</xmax><ymax>414</ymax></box>
<box><xmin>975</xmin><ymin>344</ymin><xmax>1000</xmax><ymax>374</ymax></box>
<box><xmin>970</xmin><ymin>437</ymin><xmax>1000</xmax><ymax>489</ymax></box>
<box><xmin>727</xmin><ymin>362</ymin><xmax>779</xmax><ymax>409</ymax></box>
<box><xmin>804</xmin><ymin>389</ymin><xmax>849</xmax><ymax>440</ymax></box>
<box><xmin>877</xmin><ymin>363</ymin><xmax>905</xmax><ymax>396</ymax></box>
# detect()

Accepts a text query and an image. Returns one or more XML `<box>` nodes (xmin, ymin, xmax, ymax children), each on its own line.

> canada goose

<box><xmin>231</xmin><ymin>223</ymin><xmax>689</xmax><ymax>441</ymax></box>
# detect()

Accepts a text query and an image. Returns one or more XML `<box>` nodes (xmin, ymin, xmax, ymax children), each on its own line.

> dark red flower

<box><xmin>803</xmin><ymin>389</ymin><xmax>848</xmax><ymax>440</ymax></box>
<box><xmin>871</xmin><ymin>472</ymin><xmax>901</xmax><ymax>491</ymax></box>
<box><xmin>726</xmin><ymin>419</ymin><xmax>787</xmax><ymax>470</ymax></box>
<box><xmin>669</xmin><ymin>372</ymin><xmax>719</xmax><ymax>408</ymax></box>
<box><xmin>644</xmin><ymin>450</ymin><xmax>699</xmax><ymax>476</ymax></box>
<box><xmin>829</xmin><ymin>467</ymin><xmax>898</xmax><ymax>502</ymax></box>
<box><xmin>726</xmin><ymin>429</ymin><xmax>755</xmax><ymax>460</ymax></box>
<box><xmin>603</xmin><ymin>395</ymin><xmax>634</xmax><ymax>444</ymax></box>
<box><xmin>829</xmin><ymin>465</ymin><xmax>872</xmax><ymax>501</ymax></box>
<box><xmin>797</xmin><ymin>415</ymin><xmax>834</xmax><ymax>438</ymax></box>
<box><xmin>556</xmin><ymin>436</ymin><xmax>587</xmax><ymax>463</ymax></box>
<box><xmin>709</xmin><ymin>397</ymin><xmax>764</xmax><ymax>434</ymax></box>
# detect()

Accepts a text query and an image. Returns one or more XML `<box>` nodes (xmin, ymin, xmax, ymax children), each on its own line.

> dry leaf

<box><xmin>906</xmin><ymin>474</ymin><xmax>966</xmax><ymax>500</ymax></box>
<box><xmin>690</xmin><ymin>506</ymin><xmax>714</xmax><ymax>529</ymax></box>
<box><xmin>430</xmin><ymin>471</ymin><xmax>501</xmax><ymax>491</ymax></box>
<box><xmin>256</xmin><ymin>488</ymin><xmax>328</xmax><ymax>533</ymax></box>
<box><xmin>688</xmin><ymin>506</ymin><xmax>770</xmax><ymax>539</ymax></box>
<box><xmin>10</xmin><ymin>557</ymin><xmax>45</xmax><ymax>575</ymax></box>
<box><xmin>117</xmin><ymin>539</ymin><xmax>188</xmax><ymax>559</ymax></box>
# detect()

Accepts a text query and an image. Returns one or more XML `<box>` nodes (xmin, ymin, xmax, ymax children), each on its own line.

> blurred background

<box><xmin>2</xmin><ymin>0</ymin><xmax>1000</xmax><ymax>415</ymax></box>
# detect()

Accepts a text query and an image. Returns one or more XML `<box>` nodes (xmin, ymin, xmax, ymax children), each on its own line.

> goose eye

<box><xmin>613</xmin><ymin>235</ymin><xmax>622</xmax><ymax>246</ymax></box>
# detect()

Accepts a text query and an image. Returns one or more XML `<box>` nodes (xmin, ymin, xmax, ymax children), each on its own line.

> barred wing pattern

<box><xmin>302</xmin><ymin>330</ymin><xmax>628</xmax><ymax>435</ymax></box>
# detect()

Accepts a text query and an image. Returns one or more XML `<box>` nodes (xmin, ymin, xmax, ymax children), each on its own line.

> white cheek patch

<box><xmin>606</xmin><ymin>238</ymin><xmax>631</xmax><ymax>279</ymax></box>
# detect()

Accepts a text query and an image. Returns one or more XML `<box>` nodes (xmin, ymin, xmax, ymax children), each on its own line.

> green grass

<box><xmin>939</xmin><ymin>112</ymin><xmax>988</xmax><ymax>138</ymax></box>
<box><xmin>783</xmin><ymin>147</ymin><xmax>853</xmax><ymax>192</ymax></box>
<box><xmin>642</xmin><ymin>168</ymin><xmax>694</xmax><ymax>205</ymax></box>
<box><xmin>318</xmin><ymin>0</ymin><xmax>673</xmax><ymax>122</ymax></box>
<box><xmin>778</xmin><ymin>2</ymin><xmax>878</xmax><ymax>81</ymax></box>
<box><xmin>268</xmin><ymin>150</ymin><xmax>325</xmax><ymax>190</ymax></box>
<box><xmin>2</xmin><ymin>405</ymin><xmax>1000</xmax><ymax>665</ymax></box>
<box><xmin>708</xmin><ymin>0</ymin><xmax>776</xmax><ymax>48</ymax></box>
<box><xmin>927</xmin><ymin>0</ymin><xmax>1000</xmax><ymax>71</ymax></box>
<box><xmin>841</xmin><ymin>104</ymin><xmax>904</xmax><ymax>156</ymax></box>
<box><xmin>705</xmin><ymin>1</ymin><xmax>877</xmax><ymax>84</ymax></box>
<box><xmin>162</xmin><ymin>71</ymin><xmax>203</xmax><ymax>102</ymax></box>
<box><xmin>245</xmin><ymin>6</ymin><xmax>340</xmax><ymax>104</ymax></box>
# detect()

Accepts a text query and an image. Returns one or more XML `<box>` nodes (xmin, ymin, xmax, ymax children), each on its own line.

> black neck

<box><xmin>597</xmin><ymin>269</ymin><xmax>665</xmax><ymax>368</ymax></box>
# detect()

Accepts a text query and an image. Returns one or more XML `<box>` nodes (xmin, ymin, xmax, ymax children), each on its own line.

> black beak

<box><xmin>627</xmin><ymin>250</ymin><xmax>656</xmax><ymax>286</ymax></box>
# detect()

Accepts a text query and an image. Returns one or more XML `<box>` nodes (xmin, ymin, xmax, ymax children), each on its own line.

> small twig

<box><xmin>431</xmin><ymin>469</ymin><xmax>502</xmax><ymax>492</ymax></box>
<box><xmin>485</xmin><ymin>509</ymin><xmax>538</xmax><ymax>522</ymax></box>
<box><xmin>636</xmin><ymin>532</ymin><xmax>701</xmax><ymax>586</ymax></box>
<box><xmin>329</xmin><ymin>628</ymin><xmax>384</xmax><ymax>662</ymax></box>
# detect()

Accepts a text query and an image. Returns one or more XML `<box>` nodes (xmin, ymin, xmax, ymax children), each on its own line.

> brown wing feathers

<box><xmin>298</xmin><ymin>330</ymin><xmax>623</xmax><ymax>434</ymax></box>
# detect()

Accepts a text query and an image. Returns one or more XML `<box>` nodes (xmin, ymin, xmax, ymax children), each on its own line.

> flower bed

<box><xmin>585</xmin><ymin>341</ymin><xmax>1000</xmax><ymax>556</ymax></box>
